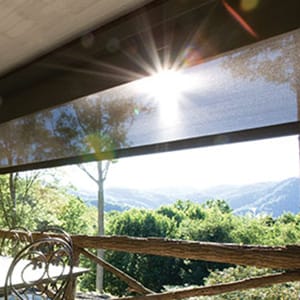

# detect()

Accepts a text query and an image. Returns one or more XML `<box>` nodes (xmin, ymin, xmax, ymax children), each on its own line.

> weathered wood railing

<box><xmin>1</xmin><ymin>229</ymin><xmax>300</xmax><ymax>299</ymax></box>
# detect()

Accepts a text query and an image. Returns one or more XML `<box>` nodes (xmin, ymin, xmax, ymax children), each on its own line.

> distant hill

<box><xmin>231</xmin><ymin>178</ymin><xmax>300</xmax><ymax>216</ymax></box>
<box><xmin>79</xmin><ymin>188</ymin><xmax>174</xmax><ymax>211</ymax></box>
<box><xmin>76</xmin><ymin>177</ymin><xmax>300</xmax><ymax>217</ymax></box>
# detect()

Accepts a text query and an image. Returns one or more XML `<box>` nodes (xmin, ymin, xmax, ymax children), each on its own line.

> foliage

<box><xmin>104</xmin><ymin>200</ymin><xmax>300</xmax><ymax>296</ymax></box>
<box><xmin>0</xmin><ymin>172</ymin><xmax>53</xmax><ymax>230</ymax></box>
<box><xmin>202</xmin><ymin>266</ymin><xmax>300</xmax><ymax>299</ymax></box>
<box><xmin>0</xmin><ymin>171</ymin><xmax>98</xmax><ymax>234</ymax></box>
<box><xmin>103</xmin><ymin>200</ymin><xmax>238</xmax><ymax>294</ymax></box>
<box><xmin>57</xmin><ymin>194</ymin><xmax>98</xmax><ymax>292</ymax></box>
<box><xmin>0</xmin><ymin>171</ymin><xmax>98</xmax><ymax>292</ymax></box>
<box><xmin>53</xmin><ymin>92</ymin><xmax>152</xmax><ymax>157</ymax></box>
<box><xmin>104</xmin><ymin>208</ymin><xmax>181</xmax><ymax>295</ymax></box>
<box><xmin>1</xmin><ymin>170</ymin><xmax>300</xmax><ymax>298</ymax></box>
<box><xmin>58</xmin><ymin>196</ymin><xmax>97</xmax><ymax>235</ymax></box>
<box><xmin>175</xmin><ymin>200</ymin><xmax>235</xmax><ymax>284</ymax></box>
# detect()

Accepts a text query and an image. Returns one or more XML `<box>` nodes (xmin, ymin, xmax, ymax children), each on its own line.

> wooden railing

<box><xmin>1</xmin><ymin>229</ymin><xmax>300</xmax><ymax>299</ymax></box>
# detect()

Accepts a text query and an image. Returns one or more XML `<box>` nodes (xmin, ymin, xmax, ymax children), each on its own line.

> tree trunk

<box><xmin>295</xmin><ymin>31</ymin><xmax>300</xmax><ymax>176</ymax></box>
<box><xmin>96</xmin><ymin>161</ymin><xmax>105</xmax><ymax>292</ymax></box>
<box><xmin>9</xmin><ymin>173</ymin><xmax>17</xmax><ymax>228</ymax></box>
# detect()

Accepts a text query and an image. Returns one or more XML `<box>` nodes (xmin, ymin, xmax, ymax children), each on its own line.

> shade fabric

<box><xmin>0</xmin><ymin>29</ymin><xmax>299</xmax><ymax>172</ymax></box>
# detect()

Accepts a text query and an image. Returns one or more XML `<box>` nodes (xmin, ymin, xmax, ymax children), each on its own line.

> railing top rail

<box><xmin>1</xmin><ymin>229</ymin><xmax>300</xmax><ymax>269</ymax></box>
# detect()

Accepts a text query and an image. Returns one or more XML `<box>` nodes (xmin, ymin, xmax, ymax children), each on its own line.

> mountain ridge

<box><xmin>76</xmin><ymin>177</ymin><xmax>300</xmax><ymax>217</ymax></box>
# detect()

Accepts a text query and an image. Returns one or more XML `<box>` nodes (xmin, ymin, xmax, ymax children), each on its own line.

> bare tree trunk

<box><xmin>9</xmin><ymin>173</ymin><xmax>17</xmax><ymax>228</ymax></box>
<box><xmin>293</xmin><ymin>31</ymin><xmax>300</xmax><ymax>192</ymax></box>
<box><xmin>96</xmin><ymin>161</ymin><xmax>105</xmax><ymax>292</ymax></box>
<box><xmin>294</xmin><ymin>51</ymin><xmax>300</xmax><ymax>176</ymax></box>
<box><xmin>296</xmin><ymin>52</ymin><xmax>300</xmax><ymax>170</ymax></box>
<box><xmin>298</xmin><ymin>112</ymin><xmax>300</xmax><ymax>178</ymax></box>
<box><xmin>77</xmin><ymin>161</ymin><xmax>108</xmax><ymax>292</ymax></box>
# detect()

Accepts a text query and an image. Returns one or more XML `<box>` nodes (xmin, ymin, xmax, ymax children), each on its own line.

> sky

<box><xmin>64</xmin><ymin>135</ymin><xmax>299</xmax><ymax>193</ymax></box>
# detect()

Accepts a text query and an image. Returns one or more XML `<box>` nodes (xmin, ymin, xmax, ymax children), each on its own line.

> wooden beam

<box><xmin>71</xmin><ymin>235</ymin><xmax>300</xmax><ymax>270</ymax></box>
<box><xmin>113</xmin><ymin>271</ymin><xmax>300</xmax><ymax>300</ymax></box>
<box><xmin>2</xmin><ymin>230</ymin><xmax>300</xmax><ymax>270</ymax></box>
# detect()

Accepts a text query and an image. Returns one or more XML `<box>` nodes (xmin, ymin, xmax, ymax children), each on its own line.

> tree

<box><xmin>0</xmin><ymin>172</ymin><xmax>42</xmax><ymax>229</ymax></box>
<box><xmin>0</xmin><ymin>114</ymin><xmax>53</xmax><ymax>228</ymax></box>
<box><xmin>58</xmin><ymin>195</ymin><xmax>97</xmax><ymax>235</ymax></box>
<box><xmin>54</xmin><ymin>89</ymin><xmax>151</xmax><ymax>291</ymax></box>
<box><xmin>91</xmin><ymin>200</ymin><xmax>300</xmax><ymax>295</ymax></box>
<box><xmin>104</xmin><ymin>200</ymin><xmax>238</xmax><ymax>294</ymax></box>
<box><xmin>0</xmin><ymin>170</ymin><xmax>81</xmax><ymax>231</ymax></box>
<box><xmin>105</xmin><ymin>208</ymin><xmax>180</xmax><ymax>295</ymax></box>
<box><xmin>175</xmin><ymin>200</ymin><xmax>235</xmax><ymax>285</ymax></box>
<box><xmin>203</xmin><ymin>265</ymin><xmax>300</xmax><ymax>299</ymax></box>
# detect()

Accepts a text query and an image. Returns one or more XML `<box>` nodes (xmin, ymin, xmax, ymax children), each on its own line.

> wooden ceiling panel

<box><xmin>0</xmin><ymin>0</ymin><xmax>150</xmax><ymax>75</ymax></box>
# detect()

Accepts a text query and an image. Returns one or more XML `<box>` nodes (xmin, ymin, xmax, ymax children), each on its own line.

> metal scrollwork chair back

<box><xmin>40</xmin><ymin>227</ymin><xmax>73</xmax><ymax>249</ymax></box>
<box><xmin>0</xmin><ymin>227</ymin><xmax>33</xmax><ymax>257</ymax></box>
<box><xmin>4</xmin><ymin>235</ymin><xmax>74</xmax><ymax>300</ymax></box>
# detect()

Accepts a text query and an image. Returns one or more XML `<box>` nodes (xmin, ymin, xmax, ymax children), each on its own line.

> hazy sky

<box><xmin>64</xmin><ymin>135</ymin><xmax>299</xmax><ymax>192</ymax></box>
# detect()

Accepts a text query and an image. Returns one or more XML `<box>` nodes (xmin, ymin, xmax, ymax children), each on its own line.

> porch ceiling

<box><xmin>0</xmin><ymin>0</ymin><xmax>150</xmax><ymax>76</ymax></box>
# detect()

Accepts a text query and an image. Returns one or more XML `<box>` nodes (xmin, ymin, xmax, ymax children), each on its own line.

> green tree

<box><xmin>0</xmin><ymin>110</ymin><xmax>56</xmax><ymax>229</ymax></box>
<box><xmin>105</xmin><ymin>200</ymin><xmax>236</xmax><ymax>294</ymax></box>
<box><xmin>202</xmin><ymin>199</ymin><xmax>232</xmax><ymax>214</ymax></box>
<box><xmin>57</xmin><ymin>193</ymin><xmax>98</xmax><ymax>292</ymax></box>
<box><xmin>176</xmin><ymin>200</ymin><xmax>235</xmax><ymax>285</ymax></box>
<box><xmin>158</xmin><ymin>200</ymin><xmax>205</xmax><ymax>226</ymax></box>
<box><xmin>54</xmin><ymin>91</ymin><xmax>151</xmax><ymax>291</ymax></box>
<box><xmin>0</xmin><ymin>171</ymin><xmax>86</xmax><ymax>231</ymax></box>
<box><xmin>203</xmin><ymin>266</ymin><xmax>300</xmax><ymax>299</ymax></box>
<box><xmin>58</xmin><ymin>196</ymin><xmax>97</xmax><ymax>235</ymax></box>
<box><xmin>0</xmin><ymin>172</ymin><xmax>43</xmax><ymax>229</ymax></box>
<box><xmin>105</xmin><ymin>208</ymin><xmax>180</xmax><ymax>295</ymax></box>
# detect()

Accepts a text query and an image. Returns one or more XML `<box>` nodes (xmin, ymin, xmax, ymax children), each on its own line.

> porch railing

<box><xmin>1</xmin><ymin>229</ymin><xmax>300</xmax><ymax>299</ymax></box>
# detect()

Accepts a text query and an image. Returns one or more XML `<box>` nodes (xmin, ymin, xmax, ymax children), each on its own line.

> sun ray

<box><xmin>136</xmin><ymin>15</ymin><xmax>164</xmax><ymax>74</ymax></box>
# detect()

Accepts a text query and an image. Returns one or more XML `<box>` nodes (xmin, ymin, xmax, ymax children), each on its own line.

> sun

<box><xmin>138</xmin><ymin>69</ymin><xmax>189</xmax><ymax>101</ymax></box>
<box><xmin>135</xmin><ymin>69</ymin><xmax>192</xmax><ymax>125</ymax></box>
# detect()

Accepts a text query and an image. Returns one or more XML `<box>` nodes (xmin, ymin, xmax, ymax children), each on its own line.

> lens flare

<box><xmin>180</xmin><ymin>46</ymin><xmax>204</xmax><ymax>67</ymax></box>
<box><xmin>85</xmin><ymin>133</ymin><xmax>116</xmax><ymax>160</ymax></box>
<box><xmin>222</xmin><ymin>0</ymin><xmax>259</xmax><ymax>39</ymax></box>
<box><xmin>240</xmin><ymin>0</ymin><xmax>260</xmax><ymax>12</ymax></box>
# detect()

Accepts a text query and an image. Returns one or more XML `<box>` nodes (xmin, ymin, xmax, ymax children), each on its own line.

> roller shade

<box><xmin>0</xmin><ymin>28</ymin><xmax>299</xmax><ymax>173</ymax></box>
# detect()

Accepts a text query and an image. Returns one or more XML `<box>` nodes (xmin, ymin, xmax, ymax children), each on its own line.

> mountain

<box><xmin>80</xmin><ymin>188</ymin><xmax>175</xmax><ymax>211</ymax></box>
<box><xmin>76</xmin><ymin>177</ymin><xmax>300</xmax><ymax>217</ymax></box>
<box><xmin>231</xmin><ymin>178</ymin><xmax>300</xmax><ymax>216</ymax></box>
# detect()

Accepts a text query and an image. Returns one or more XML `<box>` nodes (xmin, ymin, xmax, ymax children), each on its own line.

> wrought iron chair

<box><xmin>39</xmin><ymin>227</ymin><xmax>73</xmax><ymax>249</ymax></box>
<box><xmin>4</xmin><ymin>234</ymin><xmax>74</xmax><ymax>300</ymax></box>
<box><xmin>0</xmin><ymin>227</ymin><xmax>33</xmax><ymax>257</ymax></box>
